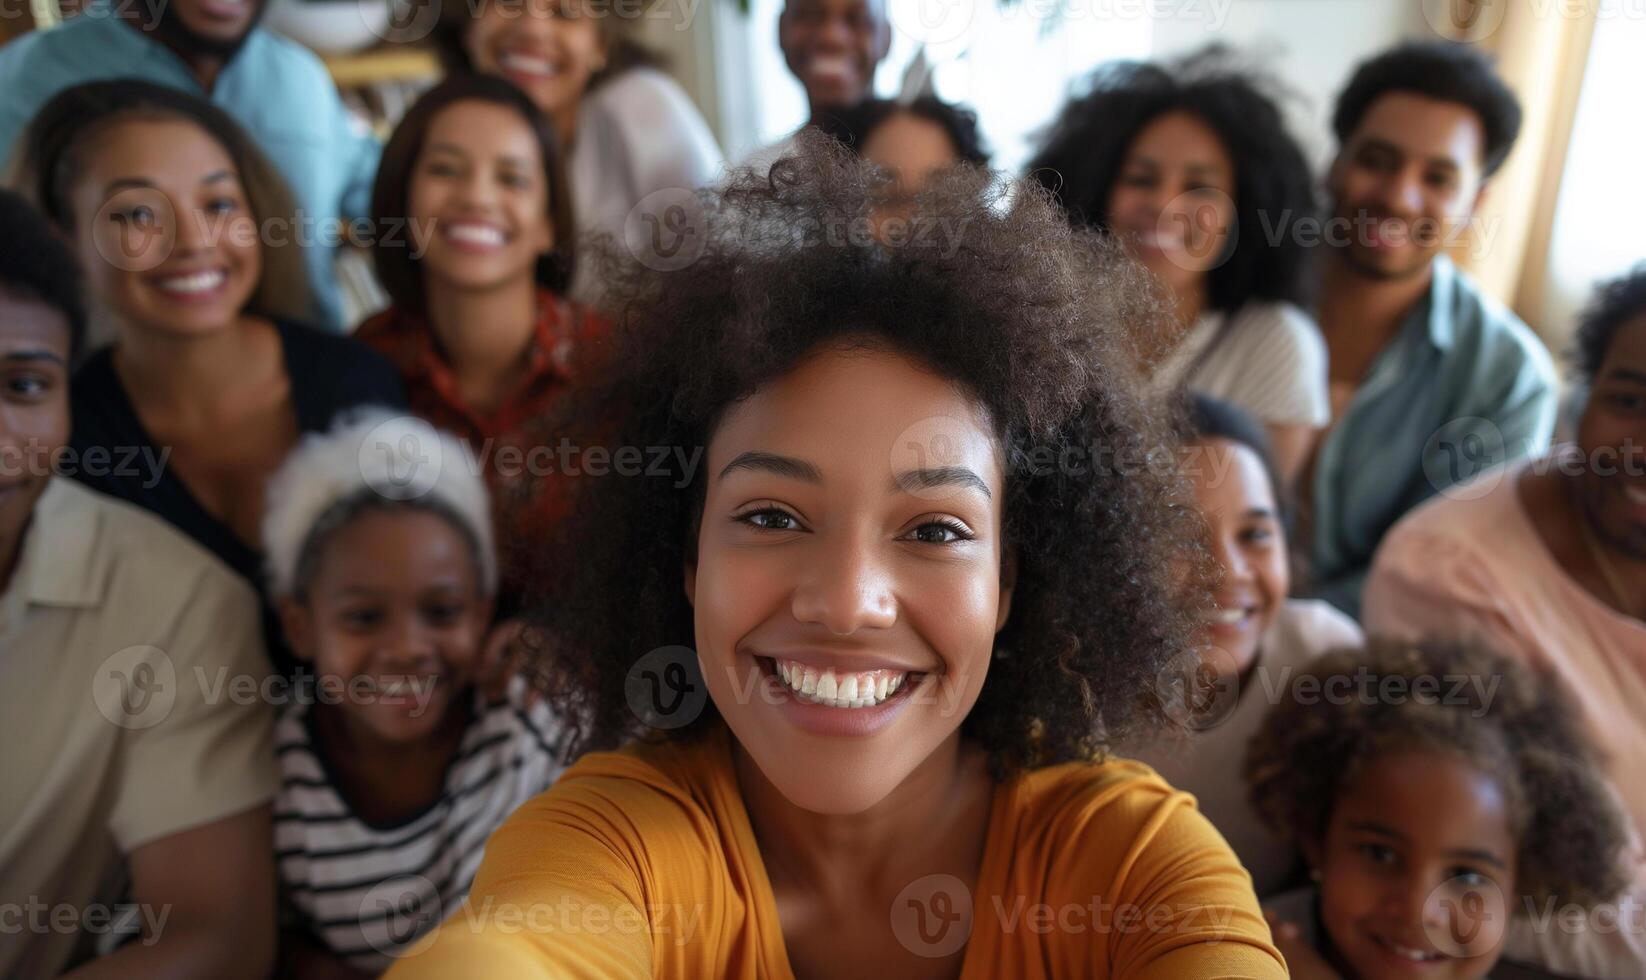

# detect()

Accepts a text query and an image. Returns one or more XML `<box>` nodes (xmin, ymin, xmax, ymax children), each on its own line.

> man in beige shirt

<box><xmin>0</xmin><ymin>189</ymin><xmax>277</xmax><ymax>979</ymax></box>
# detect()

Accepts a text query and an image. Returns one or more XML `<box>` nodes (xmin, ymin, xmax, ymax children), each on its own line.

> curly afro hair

<box><xmin>521</xmin><ymin>131</ymin><xmax>1207</xmax><ymax>778</ymax></box>
<box><xmin>1571</xmin><ymin>263</ymin><xmax>1646</xmax><ymax>389</ymax></box>
<box><xmin>1026</xmin><ymin>44</ymin><xmax>1318</xmax><ymax>314</ymax></box>
<box><xmin>1245</xmin><ymin>637</ymin><xmax>1629</xmax><ymax>907</ymax></box>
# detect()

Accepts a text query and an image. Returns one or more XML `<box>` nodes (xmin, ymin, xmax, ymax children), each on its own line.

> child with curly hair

<box><xmin>384</xmin><ymin>133</ymin><xmax>1285</xmax><ymax>977</ymax></box>
<box><xmin>1247</xmin><ymin>638</ymin><xmax>1630</xmax><ymax>979</ymax></box>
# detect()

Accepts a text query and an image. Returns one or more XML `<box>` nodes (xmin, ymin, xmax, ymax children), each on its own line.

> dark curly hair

<box><xmin>1025</xmin><ymin>44</ymin><xmax>1317</xmax><ymax>314</ymax></box>
<box><xmin>1571</xmin><ymin>263</ymin><xmax>1646</xmax><ymax>389</ymax></box>
<box><xmin>815</xmin><ymin>96</ymin><xmax>991</xmax><ymax>167</ymax></box>
<box><xmin>1333</xmin><ymin>40</ymin><xmax>1522</xmax><ymax>178</ymax></box>
<box><xmin>0</xmin><ymin>188</ymin><xmax>85</xmax><ymax>362</ymax></box>
<box><xmin>522</xmin><ymin>131</ymin><xmax>1207</xmax><ymax>778</ymax></box>
<box><xmin>1246</xmin><ymin>637</ymin><xmax>1629</xmax><ymax>907</ymax></box>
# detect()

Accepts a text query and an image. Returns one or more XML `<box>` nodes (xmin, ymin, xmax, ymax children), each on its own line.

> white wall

<box><xmin>1148</xmin><ymin>0</ymin><xmax>1430</xmax><ymax>168</ymax></box>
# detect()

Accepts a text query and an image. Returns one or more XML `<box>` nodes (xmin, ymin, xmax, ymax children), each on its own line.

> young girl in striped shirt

<box><xmin>263</xmin><ymin>411</ymin><xmax>568</xmax><ymax>977</ymax></box>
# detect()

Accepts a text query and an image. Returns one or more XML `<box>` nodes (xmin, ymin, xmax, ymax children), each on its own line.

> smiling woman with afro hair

<box><xmin>384</xmin><ymin>132</ymin><xmax>1286</xmax><ymax>980</ymax></box>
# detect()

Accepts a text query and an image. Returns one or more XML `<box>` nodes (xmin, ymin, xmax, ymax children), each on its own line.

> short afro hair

<box><xmin>1570</xmin><ymin>263</ymin><xmax>1646</xmax><ymax>388</ymax></box>
<box><xmin>815</xmin><ymin>96</ymin><xmax>991</xmax><ymax>167</ymax></box>
<box><xmin>1026</xmin><ymin>44</ymin><xmax>1319</xmax><ymax>314</ymax></box>
<box><xmin>1332</xmin><ymin>41</ymin><xmax>1523</xmax><ymax>177</ymax></box>
<box><xmin>523</xmin><ymin>132</ymin><xmax>1207</xmax><ymax>777</ymax></box>
<box><xmin>0</xmin><ymin>188</ymin><xmax>85</xmax><ymax>362</ymax></box>
<box><xmin>1246</xmin><ymin>637</ymin><xmax>1629</xmax><ymax>908</ymax></box>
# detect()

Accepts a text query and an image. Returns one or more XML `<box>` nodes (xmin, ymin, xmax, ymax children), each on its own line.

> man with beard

<box><xmin>1304</xmin><ymin>40</ymin><xmax>1557</xmax><ymax>619</ymax></box>
<box><xmin>0</xmin><ymin>0</ymin><xmax>381</xmax><ymax>331</ymax></box>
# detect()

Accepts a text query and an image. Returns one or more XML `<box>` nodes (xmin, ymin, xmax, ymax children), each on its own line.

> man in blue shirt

<box><xmin>0</xmin><ymin>0</ymin><xmax>381</xmax><ymax>330</ymax></box>
<box><xmin>1307</xmin><ymin>41</ymin><xmax>1558</xmax><ymax>619</ymax></box>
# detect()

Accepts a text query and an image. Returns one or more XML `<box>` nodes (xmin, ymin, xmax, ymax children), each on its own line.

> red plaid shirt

<box><xmin>356</xmin><ymin>290</ymin><xmax>607</xmax><ymax>593</ymax></box>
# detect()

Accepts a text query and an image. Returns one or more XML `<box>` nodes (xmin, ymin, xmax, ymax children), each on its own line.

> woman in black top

<box><xmin>18</xmin><ymin>81</ymin><xmax>405</xmax><ymax>671</ymax></box>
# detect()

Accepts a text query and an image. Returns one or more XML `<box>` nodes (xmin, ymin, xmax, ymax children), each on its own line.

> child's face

<box><xmin>282</xmin><ymin>509</ymin><xmax>493</xmax><ymax>744</ymax></box>
<box><xmin>69</xmin><ymin>119</ymin><xmax>261</xmax><ymax>338</ymax></box>
<box><xmin>688</xmin><ymin>344</ymin><xmax>1012</xmax><ymax>815</ymax></box>
<box><xmin>1187</xmin><ymin>438</ymin><xmax>1288</xmax><ymax>674</ymax></box>
<box><xmin>407</xmin><ymin>101</ymin><xmax>555</xmax><ymax>299</ymax></box>
<box><xmin>1313</xmin><ymin>748</ymin><xmax>1517</xmax><ymax>980</ymax></box>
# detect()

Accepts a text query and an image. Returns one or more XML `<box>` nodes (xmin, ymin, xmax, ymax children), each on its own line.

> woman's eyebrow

<box><xmin>893</xmin><ymin>466</ymin><xmax>992</xmax><ymax>500</ymax></box>
<box><xmin>1</xmin><ymin>349</ymin><xmax>66</xmax><ymax>366</ymax></box>
<box><xmin>718</xmin><ymin>451</ymin><xmax>823</xmax><ymax>483</ymax></box>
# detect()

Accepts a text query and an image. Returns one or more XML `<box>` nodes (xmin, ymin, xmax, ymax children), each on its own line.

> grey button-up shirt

<box><xmin>1308</xmin><ymin>255</ymin><xmax>1558</xmax><ymax>619</ymax></box>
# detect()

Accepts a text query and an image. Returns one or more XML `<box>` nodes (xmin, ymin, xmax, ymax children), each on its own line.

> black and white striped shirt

<box><xmin>274</xmin><ymin>689</ymin><xmax>568</xmax><ymax>972</ymax></box>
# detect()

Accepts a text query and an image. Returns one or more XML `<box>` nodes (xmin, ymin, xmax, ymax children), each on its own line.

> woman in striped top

<box><xmin>263</xmin><ymin>411</ymin><xmax>568</xmax><ymax>976</ymax></box>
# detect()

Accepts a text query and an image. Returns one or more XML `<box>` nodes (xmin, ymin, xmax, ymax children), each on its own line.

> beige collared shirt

<box><xmin>0</xmin><ymin>479</ymin><xmax>275</xmax><ymax>979</ymax></box>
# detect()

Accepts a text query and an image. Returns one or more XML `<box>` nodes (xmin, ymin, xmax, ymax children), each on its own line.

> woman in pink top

<box><xmin>1365</xmin><ymin>266</ymin><xmax>1646</xmax><ymax>836</ymax></box>
<box><xmin>1364</xmin><ymin>268</ymin><xmax>1646</xmax><ymax>978</ymax></box>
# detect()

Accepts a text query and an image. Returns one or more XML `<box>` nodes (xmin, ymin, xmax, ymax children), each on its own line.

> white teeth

<box><xmin>500</xmin><ymin>52</ymin><xmax>556</xmax><ymax>77</ymax></box>
<box><xmin>156</xmin><ymin>270</ymin><xmax>225</xmax><ymax>295</ymax></box>
<box><xmin>1205</xmin><ymin>607</ymin><xmax>1246</xmax><ymax>625</ymax></box>
<box><xmin>1626</xmin><ymin>485</ymin><xmax>1646</xmax><ymax>505</ymax></box>
<box><xmin>774</xmin><ymin>659</ymin><xmax>909</xmax><ymax>709</ymax></box>
<box><xmin>446</xmin><ymin>222</ymin><xmax>505</xmax><ymax>247</ymax></box>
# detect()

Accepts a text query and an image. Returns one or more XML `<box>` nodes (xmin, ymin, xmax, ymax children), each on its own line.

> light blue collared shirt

<box><xmin>1309</xmin><ymin>255</ymin><xmax>1558</xmax><ymax>620</ymax></box>
<box><xmin>0</xmin><ymin>6</ymin><xmax>381</xmax><ymax>330</ymax></box>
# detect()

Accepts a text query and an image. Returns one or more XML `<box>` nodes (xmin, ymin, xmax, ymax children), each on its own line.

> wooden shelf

<box><xmin>321</xmin><ymin>45</ymin><xmax>441</xmax><ymax>87</ymax></box>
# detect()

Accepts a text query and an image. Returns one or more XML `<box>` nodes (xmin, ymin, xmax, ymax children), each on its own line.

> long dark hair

<box><xmin>1028</xmin><ymin>45</ymin><xmax>1317</xmax><ymax>314</ymax></box>
<box><xmin>370</xmin><ymin>73</ymin><xmax>576</xmax><ymax>313</ymax></box>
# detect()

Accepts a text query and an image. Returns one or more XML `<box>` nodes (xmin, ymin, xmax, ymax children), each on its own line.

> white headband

<box><xmin>261</xmin><ymin>409</ymin><xmax>498</xmax><ymax>598</ymax></box>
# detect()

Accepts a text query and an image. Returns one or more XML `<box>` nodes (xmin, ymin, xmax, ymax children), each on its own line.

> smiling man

<box><xmin>0</xmin><ymin>189</ymin><xmax>277</xmax><ymax>980</ymax></box>
<box><xmin>1305</xmin><ymin>41</ymin><xmax>1557</xmax><ymax>620</ymax></box>
<box><xmin>0</xmin><ymin>0</ymin><xmax>381</xmax><ymax>331</ymax></box>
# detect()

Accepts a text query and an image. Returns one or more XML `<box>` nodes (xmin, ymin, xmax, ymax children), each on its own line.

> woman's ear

<box><xmin>277</xmin><ymin>596</ymin><xmax>316</xmax><ymax>663</ymax></box>
<box><xmin>995</xmin><ymin>546</ymin><xmax>1017</xmax><ymax>633</ymax></box>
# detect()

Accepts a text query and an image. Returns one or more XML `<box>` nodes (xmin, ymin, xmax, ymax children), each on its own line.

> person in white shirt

<box><xmin>1029</xmin><ymin>47</ymin><xmax>1327</xmax><ymax>484</ymax></box>
<box><xmin>1122</xmin><ymin>394</ymin><xmax>1361</xmax><ymax>897</ymax></box>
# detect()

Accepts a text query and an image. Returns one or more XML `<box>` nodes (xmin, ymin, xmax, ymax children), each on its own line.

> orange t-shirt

<box><xmin>385</xmin><ymin>725</ymin><xmax>1284</xmax><ymax>979</ymax></box>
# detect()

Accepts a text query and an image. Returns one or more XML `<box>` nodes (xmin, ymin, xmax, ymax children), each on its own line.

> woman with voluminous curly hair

<box><xmin>1028</xmin><ymin>45</ymin><xmax>1326</xmax><ymax>484</ymax></box>
<box><xmin>384</xmin><ymin>132</ymin><xmax>1287</xmax><ymax>979</ymax></box>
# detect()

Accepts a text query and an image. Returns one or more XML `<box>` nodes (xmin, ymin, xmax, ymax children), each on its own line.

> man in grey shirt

<box><xmin>1306</xmin><ymin>41</ymin><xmax>1557</xmax><ymax>619</ymax></box>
